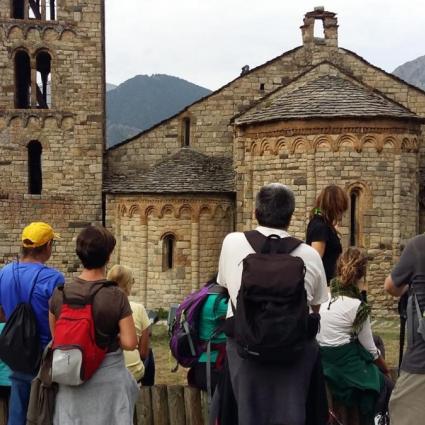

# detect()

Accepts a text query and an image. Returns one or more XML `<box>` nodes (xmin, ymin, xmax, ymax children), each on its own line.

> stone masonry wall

<box><xmin>105</xmin><ymin>194</ymin><xmax>234</xmax><ymax>309</ymax></box>
<box><xmin>0</xmin><ymin>1</ymin><xmax>104</xmax><ymax>274</ymax></box>
<box><xmin>236</xmin><ymin>127</ymin><xmax>419</xmax><ymax>315</ymax></box>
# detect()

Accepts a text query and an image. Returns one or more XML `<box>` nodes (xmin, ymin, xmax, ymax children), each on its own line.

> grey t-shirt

<box><xmin>391</xmin><ymin>234</ymin><xmax>425</xmax><ymax>374</ymax></box>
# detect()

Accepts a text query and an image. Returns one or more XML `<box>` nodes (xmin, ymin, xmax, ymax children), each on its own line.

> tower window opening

<box><xmin>36</xmin><ymin>52</ymin><xmax>51</xmax><ymax>109</ymax></box>
<box><xmin>350</xmin><ymin>191</ymin><xmax>358</xmax><ymax>246</ymax></box>
<box><xmin>11</xmin><ymin>0</ymin><xmax>25</xmax><ymax>19</ymax></box>
<box><xmin>259</xmin><ymin>83</ymin><xmax>265</xmax><ymax>91</ymax></box>
<box><xmin>45</xmin><ymin>0</ymin><xmax>56</xmax><ymax>20</ymax></box>
<box><xmin>14</xmin><ymin>50</ymin><xmax>31</xmax><ymax>109</ymax></box>
<box><xmin>183</xmin><ymin>117</ymin><xmax>190</xmax><ymax>147</ymax></box>
<box><xmin>12</xmin><ymin>0</ymin><xmax>55</xmax><ymax>20</ymax></box>
<box><xmin>28</xmin><ymin>0</ymin><xmax>42</xmax><ymax>20</ymax></box>
<box><xmin>314</xmin><ymin>18</ymin><xmax>325</xmax><ymax>39</ymax></box>
<box><xmin>162</xmin><ymin>234</ymin><xmax>175</xmax><ymax>270</ymax></box>
<box><xmin>27</xmin><ymin>140</ymin><xmax>42</xmax><ymax>194</ymax></box>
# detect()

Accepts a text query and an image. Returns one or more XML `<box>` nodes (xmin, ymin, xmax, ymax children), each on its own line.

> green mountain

<box><xmin>106</xmin><ymin>74</ymin><xmax>211</xmax><ymax>147</ymax></box>
<box><xmin>393</xmin><ymin>55</ymin><xmax>425</xmax><ymax>91</ymax></box>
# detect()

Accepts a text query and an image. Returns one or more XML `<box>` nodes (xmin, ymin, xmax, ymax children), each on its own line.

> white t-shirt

<box><xmin>316</xmin><ymin>295</ymin><xmax>380</xmax><ymax>359</ymax></box>
<box><xmin>217</xmin><ymin>226</ymin><xmax>328</xmax><ymax>317</ymax></box>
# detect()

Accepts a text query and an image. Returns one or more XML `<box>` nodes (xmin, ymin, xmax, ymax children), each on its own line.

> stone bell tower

<box><xmin>0</xmin><ymin>1</ymin><xmax>105</xmax><ymax>273</ymax></box>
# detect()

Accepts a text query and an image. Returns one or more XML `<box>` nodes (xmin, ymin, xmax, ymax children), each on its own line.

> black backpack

<box><xmin>0</xmin><ymin>265</ymin><xmax>44</xmax><ymax>374</ymax></box>
<box><xmin>233</xmin><ymin>231</ymin><xmax>309</xmax><ymax>363</ymax></box>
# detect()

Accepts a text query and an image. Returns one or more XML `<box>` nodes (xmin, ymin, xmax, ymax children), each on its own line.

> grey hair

<box><xmin>255</xmin><ymin>183</ymin><xmax>295</xmax><ymax>229</ymax></box>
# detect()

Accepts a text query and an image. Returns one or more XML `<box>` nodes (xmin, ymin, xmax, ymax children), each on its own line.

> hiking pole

<box><xmin>328</xmin><ymin>408</ymin><xmax>344</xmax><ymax>425</ymax></box>
<box><xmin>398</xmin><ymin>293</ymin><xmax>408</xmax><ymax>375</ymax></box>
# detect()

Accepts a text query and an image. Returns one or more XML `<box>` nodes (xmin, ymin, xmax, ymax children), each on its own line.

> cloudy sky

<box><xmin>105</xmin><ymin>0</ymin><xmax>424</xmax><ymax>91</ymax></box>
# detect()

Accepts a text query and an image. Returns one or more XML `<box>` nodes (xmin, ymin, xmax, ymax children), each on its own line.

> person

<box><xmin>107</xmin><ymin>264</ymin><xmax>150</xmax><ymax>384</ymax></box>
<box><xmin>216</xmin><ymin>183</ymin><xmax>328</xmax><ymax>425</ymax></box>
<box><xmin>306</xmin><ymin>185</ymin><xmax>349</xmax><ymax>285</ymax></box>
<box><xmin>49</xmin><ymin>225</ymin><xmax>139</xmax><ymax>425</ymax></box>
<box><xmin>0</xmin><ymin>222</ymin><xmax>64</xmax><ymax>425</ymax></box>
<box><xmin>187</xmin><ymin>277</ymin><xmax>228</xmax><ymax>393</ymax></box>
<box><xmin>0</xmin><ymin>321</ymin><xmax>12</xmax><ymax>420</ymax></box>
<box><xmin>317</xmin><ymin>248</ymin><xmax>392</xmax><ymax>425</ymax></box>
<box><xmin>384</xmin><ymin>234</ymin><xmax>425</xmax><ymax>425</ymax></box>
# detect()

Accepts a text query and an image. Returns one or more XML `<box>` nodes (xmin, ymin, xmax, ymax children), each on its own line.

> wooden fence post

<box><xmin>184</xmin><ymin>387</ymin><xmax>203</xmax><ymax>425</ymax></box>
<box><xmin>152</xmin><ymin>385</ymin><xmax>170</xmax><ymax>425</ymax></box>
<box><xmin>137</xmin><ymin>386</ymin><xmax>153</xmax><ymax>425</ymax></box>
<box><xmin>167</xmin><ymin>386</ymin><xmax>186</xmax><ymax>425</ymax></box>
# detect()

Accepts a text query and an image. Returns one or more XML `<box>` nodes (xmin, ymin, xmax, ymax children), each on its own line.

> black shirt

<box><xmin>306</xmin><ymin>215</ymin><xmax>342</xmax><ymax>284</ymax></box>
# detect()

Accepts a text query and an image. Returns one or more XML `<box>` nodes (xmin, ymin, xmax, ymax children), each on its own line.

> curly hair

<box><xmin>336</xmin><ymin>247</ymin><xmax>368</xmax><ymax>287</ymax></box>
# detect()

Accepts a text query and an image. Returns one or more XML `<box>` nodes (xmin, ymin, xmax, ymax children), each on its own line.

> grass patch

<box><xmin>151</xmin><ymin>317</ymin><xmax>402</xmax><ymax>385</ymax></box>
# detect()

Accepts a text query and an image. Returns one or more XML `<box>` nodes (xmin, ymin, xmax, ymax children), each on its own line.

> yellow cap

<box><xmin>21</xmin><ymin>222</ymin><xmax>60</xmax><ymax>248</ymax></box>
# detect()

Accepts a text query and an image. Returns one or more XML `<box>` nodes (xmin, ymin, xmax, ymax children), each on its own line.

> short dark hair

<box><xmin>21</xmin><ymin>241</ymin><xmax>49</xmax><ymax>258</ymax></box>
<box><xmin>255</xmin><ymin>183</ymin><xmax>295</xmax><ymax>229</ymax></box>
<box><xmin>76</xmin><ymin>225</ymin><xmax>116</xmax><ymax>269</ymax></box>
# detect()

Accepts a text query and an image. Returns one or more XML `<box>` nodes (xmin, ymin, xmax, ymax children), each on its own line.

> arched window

<box><xmin>27</xmin><ymin>141</ymin><xmax>42</xmax><ymax>194</ymax></box>
<box><xmin>14</xmin><ymin>50</ymin><xmax>31</xmax><ymax>109</ymax></box>
<box><xmin>11</xmin><ymin>0</ymin><xmax>56</xmax><ymax>20</ymax></box>
<box><xmin>162</xmin><ymin>234</ymin><xmax>175</xmax><ymax>271</ymax></box>
<box><xmin>36</xmin><ymin>51</ymin><xmax>51</xmax><ymax>109</ymax></box>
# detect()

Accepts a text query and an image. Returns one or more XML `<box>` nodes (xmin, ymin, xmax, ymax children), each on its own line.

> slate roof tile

<box><xmin>235</xmin><ymin>75</ymin><xmax>421</xmax><ymax>125</ymax></box>
<box><xmin>104</xmin><ymin>148</ymin><xmax>235</xmax><ymax>194</ymax></box>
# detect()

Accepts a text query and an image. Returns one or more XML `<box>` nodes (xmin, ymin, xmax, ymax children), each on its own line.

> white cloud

<box><xmin>105</xmin><ymin>0</ymin><xmax>425</xmax><ymax>90</ymax></box>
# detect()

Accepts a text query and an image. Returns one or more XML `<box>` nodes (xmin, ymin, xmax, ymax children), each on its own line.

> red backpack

<box><xmin>51</xmin><ymin>281</ymin><xmax>115</xmax><ymax>385</ymax></box>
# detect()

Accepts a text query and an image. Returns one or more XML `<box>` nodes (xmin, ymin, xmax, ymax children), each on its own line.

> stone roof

<box><xmin>104</xmin><ymin>148</ymin><xmax>235</xmax><ymax>194</ymax></box>
<box><xmin>235</xmin><ymin>75</ymin><xmax>422</xmax><ymax>125</ymax></box>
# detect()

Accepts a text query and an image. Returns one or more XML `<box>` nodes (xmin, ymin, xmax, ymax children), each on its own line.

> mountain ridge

<box><xmin>392</xmin><ymin>55</ymin><xmax>425</xmax><ymax>91</ymax></box>
<box><xmin>106</xmin><ymin>74</ymin><xmax>211</xmax><ymax>146</ymax></box>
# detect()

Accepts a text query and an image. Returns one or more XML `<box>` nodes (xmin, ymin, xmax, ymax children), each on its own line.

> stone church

<box><xmin>1</xmin><ymin>4</ymin><xmax>424</xmax><ymax>313</ymax></box>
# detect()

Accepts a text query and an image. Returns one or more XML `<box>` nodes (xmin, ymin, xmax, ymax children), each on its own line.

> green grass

<box><xmin>371</xmin><ymin>317</ymin><xmax>400</xmax><ymax>368</ymax></box>
<box><xmin>151</xmin><ymin>318</ymin><xmax>401</xmax><ymax>385</ymax></box>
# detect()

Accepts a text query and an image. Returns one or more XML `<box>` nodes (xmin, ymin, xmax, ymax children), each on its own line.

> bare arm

<box><xmin>118</xmin><ymin>315</ymin><xmax>137</xmax><ymax>350</ymax></box>
<box><xmin>49</xmin><ymin>311</ymin><xmax>56</xmax><ymax>337</ymax></box>
<box><xmin>138</xmin><ymin>328</ymin><xmax>150</xmax><ymax>360</ymax></box>
<box><xmin>310</xmin><ymin>304</ymin><xmax>320</xmax><ymax>313</ymax></box>
<box><xmin>384</xmin><ymin>275</ymin><xmax>408</xmax><ymax>298</ymax></box>
<box><xmin>311</xmin><ymin>241</ymin><xmax>326</xmax><ymax>258</ymax></box>
<box><xmin>374</xmin><ymin>355</ymin><xmax>391</xmax><ymax>378</ymax></box>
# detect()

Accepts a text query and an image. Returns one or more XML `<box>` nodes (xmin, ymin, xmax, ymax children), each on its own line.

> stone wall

<box><xmin>235</xmin><ymin>124</ymin><xmax>419</xmax><ymax>315</ymax></box>
<box><xmin>0</xmin><ymin>1</ymin><xmax>105</xmax><ymax>273</ymax></box>
<box><xmin>105</xmin><ymin>194</ymin><xmax>234</xmax><ymax>309</ymax></box>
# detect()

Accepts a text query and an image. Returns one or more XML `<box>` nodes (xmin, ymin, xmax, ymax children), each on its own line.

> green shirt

<box><xmin>198</xmin><ymin>294</ymin><xmax>228</xmax><ymax>363</ymax></box>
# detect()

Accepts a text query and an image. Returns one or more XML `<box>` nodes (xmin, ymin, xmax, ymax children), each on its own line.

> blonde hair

<box><xmin>107</xmin><ymin>264</ymin><xmax>134</xmax><ymax>296</ymax></box>
<box><xmin>336</xmin><ymin>247</ymin><xmax>368</xmax><ymax>287</ymax></box>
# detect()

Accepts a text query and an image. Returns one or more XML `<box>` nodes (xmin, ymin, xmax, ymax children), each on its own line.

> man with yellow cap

<box><xmin>0</xmin><ymin>222</ymin><xmax>64</xmax><ymax>425</ymax></box>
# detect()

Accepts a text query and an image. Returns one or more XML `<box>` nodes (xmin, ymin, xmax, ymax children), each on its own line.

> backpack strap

<box><xmin>27</xmin><ymin>265</ymin><xmax>47</xmax><ymax>304</ymax></box>
<box><xmin>60</xmin><ymin>280</ymin><xmax>117</xmax><ymax>305</ymax></box>
<box><xmin>277</xmin><ymin>237</ymin><xmax>303</xmax><ymax>254</ymax></box>
<box><xmin>244</xmin><ymin>230</ymin><xmax>303</xmax><ymax>254</ymax></box>
<box><xmin>244</xmin><ymin>230</ymin><xmax>266</xmax><ymax>253</ymax></box>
